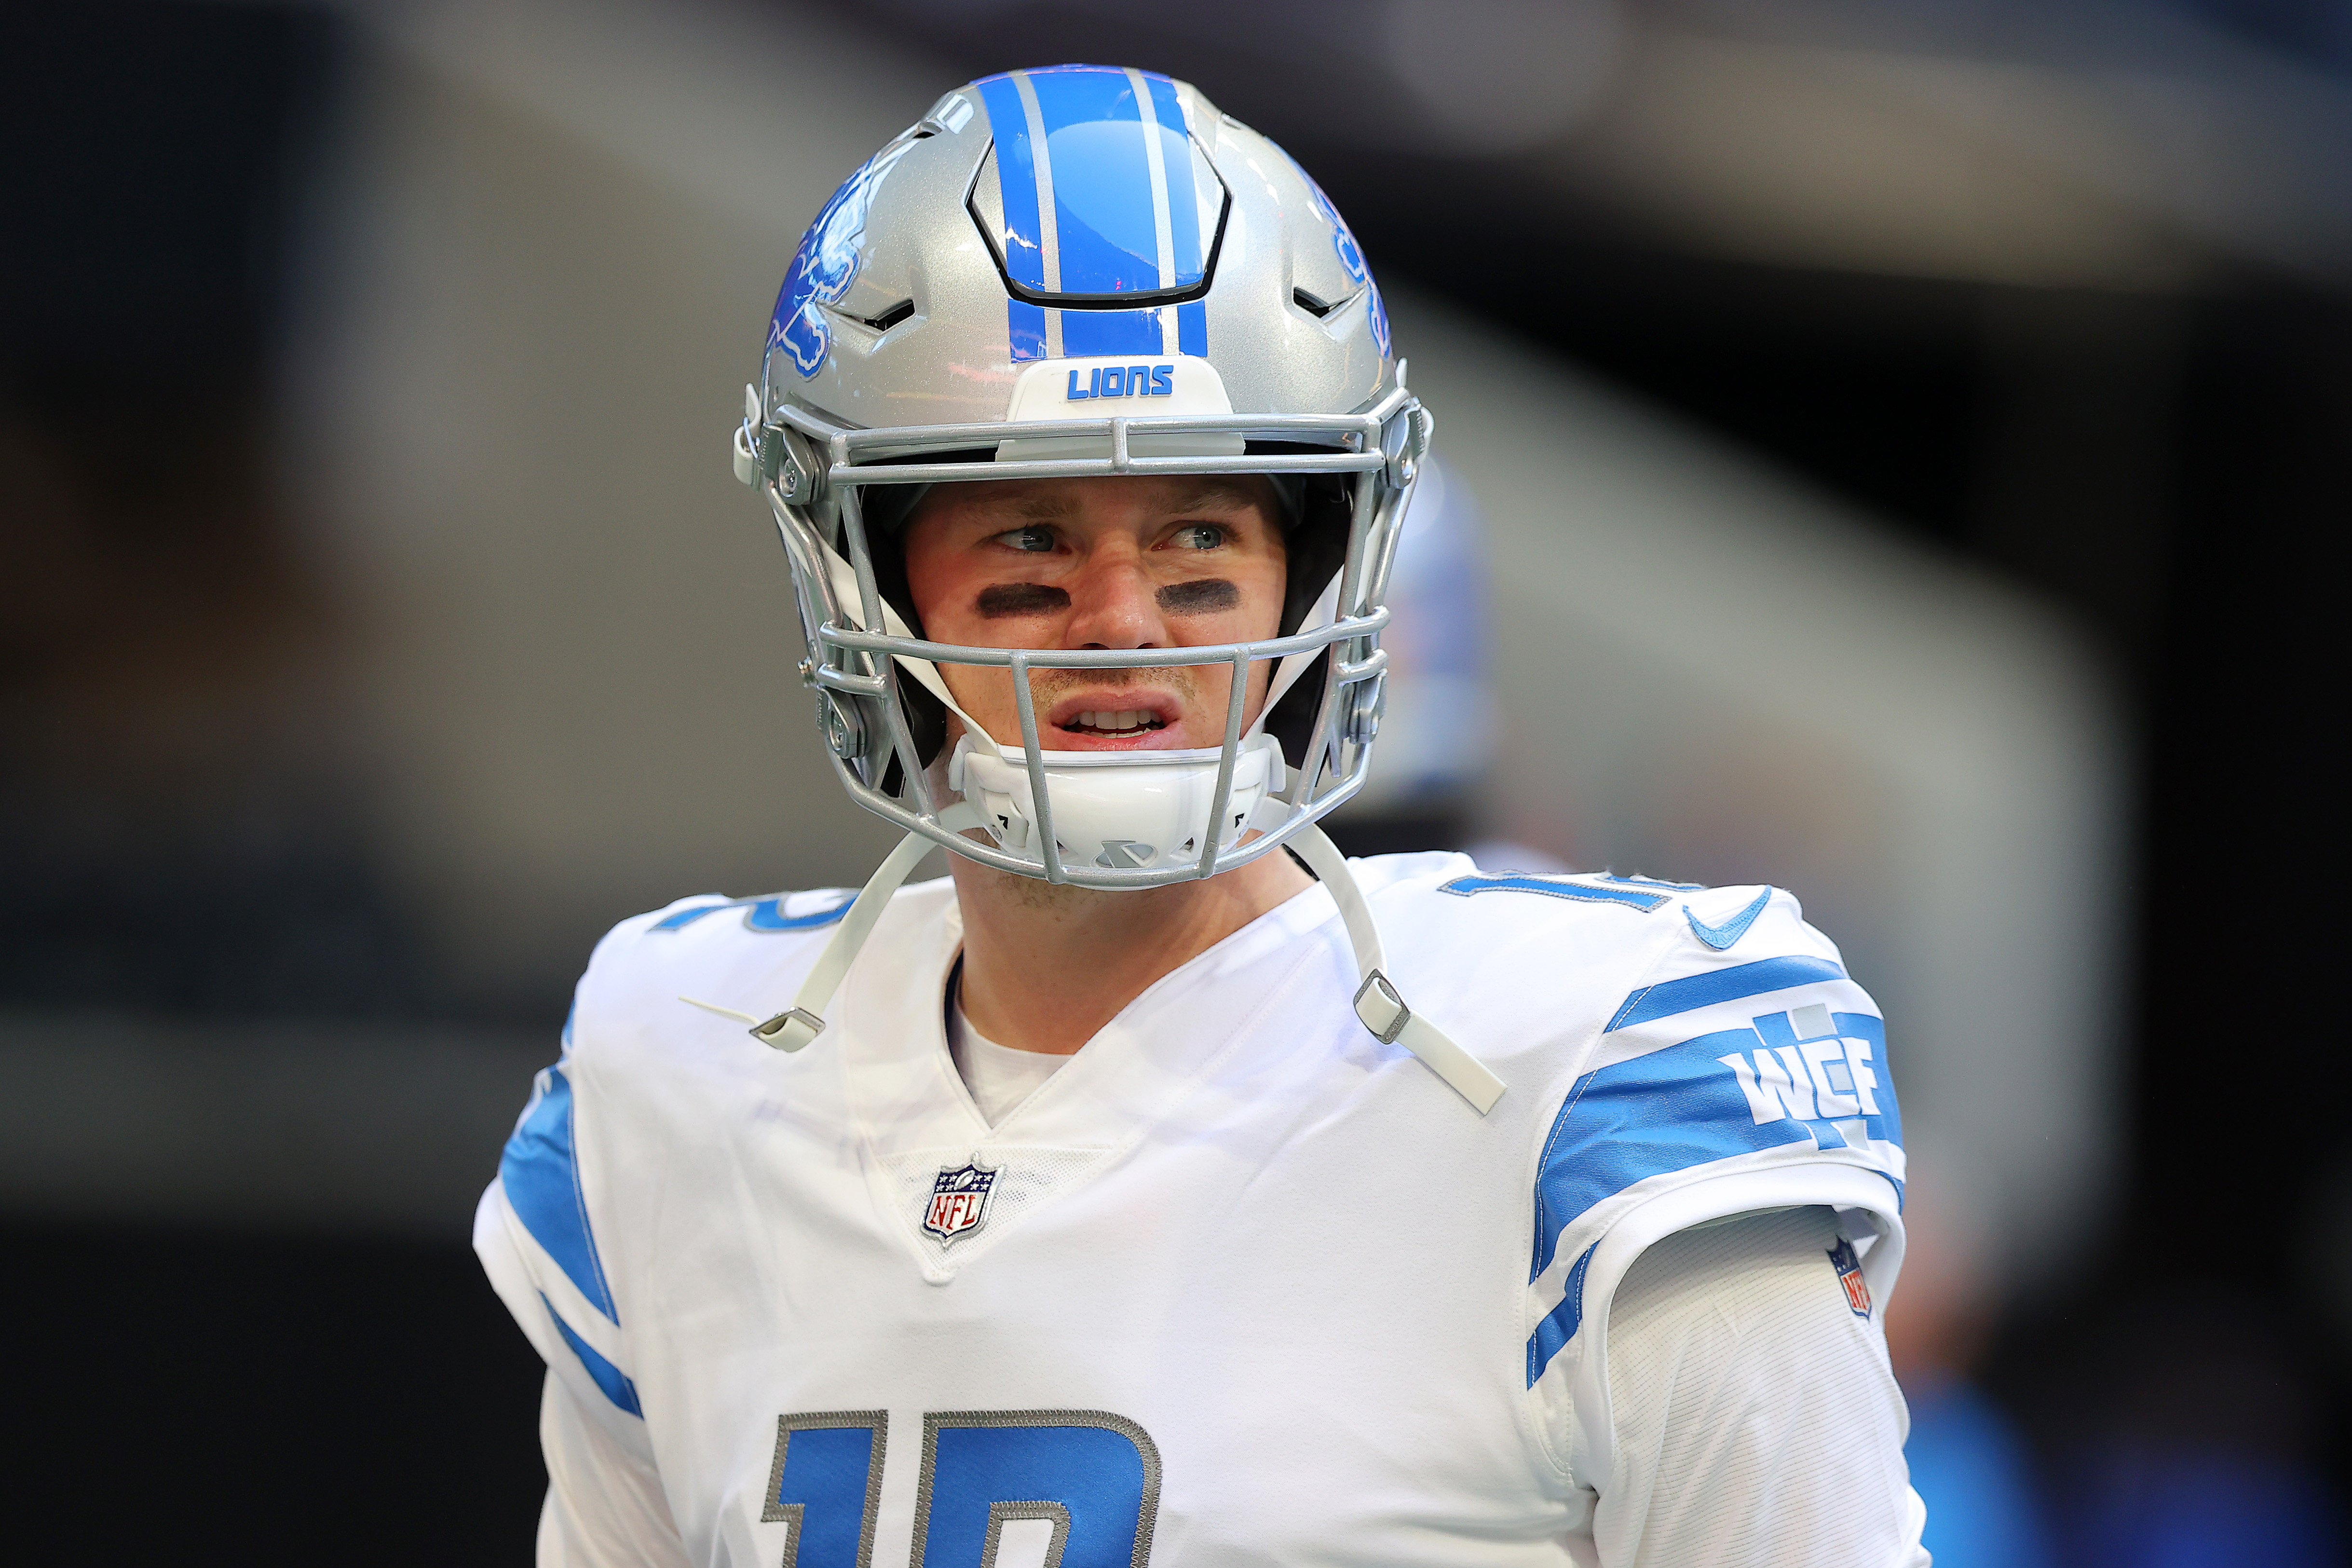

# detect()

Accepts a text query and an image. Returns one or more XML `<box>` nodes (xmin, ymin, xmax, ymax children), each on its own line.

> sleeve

<box><xmin>474</xmin><ymin>988</ymin><xmax>666</xmax><ymax>1508</ymax></box>
<box><xmin>1523</xmin><ymin>887</ymin><xmax>1910</xmax><ymax>1485</ymax></box>
<box><xmin>1590</xmin><ymin>1209</ymin><xmax>1928</xmax><ymax>1568</ymax></box>
<box><xmin>475</xmin><ymin>1040</ymin><xmax>645</xmax><ymax>1423</ymax></box>
<box><xmin>538</xmin><ymin>1372</ymin><xmax>693</xmax><ymax>1568</ymax></box>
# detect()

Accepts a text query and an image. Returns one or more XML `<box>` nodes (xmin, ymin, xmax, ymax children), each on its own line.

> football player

<box><xmin>479</xmin><ymin>64</ymin><xmax>1925</xmax><ymax>1567</ymax></box>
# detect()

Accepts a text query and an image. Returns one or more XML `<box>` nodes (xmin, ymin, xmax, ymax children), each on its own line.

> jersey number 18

<box><xmin>765</xmin><ymin>1409</ymin><xmax>1160</xmax><ymax>1568</ymax></box>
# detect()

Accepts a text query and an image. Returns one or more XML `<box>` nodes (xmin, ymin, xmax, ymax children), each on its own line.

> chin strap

<box><xmin>1290</xmin><ymin>824</ymin><xmax>1507</xmax><ymax>1114</ymax></box>
<box><xmin>680</xmin><ymin>821</ymin><xmax>967</xmax><ymax>1051</ymax></box>
<box><xmin>1246</xmin><ymin>572</ymin><xmax>1343</xmax><ymax>739</ymax></box>
<box><xmin>677</xmin><ymin>809</ymin><xmax>1502</xmax><ymax>1115</ymax></box>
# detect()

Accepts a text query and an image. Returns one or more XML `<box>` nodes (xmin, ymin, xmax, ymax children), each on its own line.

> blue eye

<box><xmin>998</xmin><ymin>526</ymin><xmax>1055</xmax><ymax>553</ymax></box>
<box><xmin>1173</xmin><ymin>524</ymin><xmax>1224</xmax><ymax>549</ymax></box>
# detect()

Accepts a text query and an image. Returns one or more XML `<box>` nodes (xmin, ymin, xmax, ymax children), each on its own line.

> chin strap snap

<box><xmin>1291</xmin><ymin>824</ymin><xmax>1506</xmax><ymax>1114</ymax></box>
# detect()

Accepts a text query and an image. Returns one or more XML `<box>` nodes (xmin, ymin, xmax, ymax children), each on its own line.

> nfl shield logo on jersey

<box><xmin>924</xmin><ymin>1156</ymin><xmax>999</xmax><ymax>1245</ymax></box>
<box><xmin>1827</xmin><ymin>1238</ymin><xmax>1872</xmax><ymax>1317</ymax></box>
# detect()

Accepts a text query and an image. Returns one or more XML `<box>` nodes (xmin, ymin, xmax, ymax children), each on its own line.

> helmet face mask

<box><xmin>735</xmin><ymin>64</ymin><xmax>1432</xmax><ymax>890</ymax></box>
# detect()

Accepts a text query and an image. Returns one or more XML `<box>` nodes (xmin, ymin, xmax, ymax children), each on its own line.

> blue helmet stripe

<box><xmin>1142</xmin><ymin>74</ymin><xmax>1202</xmax><ymax>284</ymax></box>
<box><xmin>975</xmin><ymin>74</ymin><xmax>1047</xmax><ymax>293</ymax></box>
<box><xmin>1125</xmin><ymin>67</ymin><xmax>1176</xmax><ymax>289</ymax></box>
<box><xmin>1008</xmin><ymin>300</ymin><xmax>1048</xmax><ymax>361</ymax></box>
<box><xmin>974</xmin><ymin>66</ymin><xmax>1213</xmax><ymax>322</ymax></box>
<box><xmin>1026</xmin><ymin>66</ymin><xmax>1158</xmax><ymax>296</ymax></box>
<box><xmin>1061</xmin><ymin>307</ymin><xmax>1169</xmax><ymax>357</ymax></box>
<box><xmin>1177</xmin><ymin>300</ymin><xmax>1207</xmax><ymax>357</ymax></box>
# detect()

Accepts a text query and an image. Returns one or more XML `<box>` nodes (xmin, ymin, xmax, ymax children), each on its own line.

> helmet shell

<box><xmin>759</xmin><ymin>66</ymin><xmax>1395</xmax><ymax>438</ymax></box>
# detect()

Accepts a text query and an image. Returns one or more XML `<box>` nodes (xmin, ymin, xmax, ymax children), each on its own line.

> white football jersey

<box><xmin>477</xmin><ymin>852</ymin><xmax>1912</xmax><ymax>1567</ymax></box>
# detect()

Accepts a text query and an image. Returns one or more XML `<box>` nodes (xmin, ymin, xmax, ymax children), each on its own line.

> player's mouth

<box><xmin>1065</xmin><ymin>709</ymin><xmax>1166</xmax><ymax>737</ymax></box>
<box><xmin>1045</xmin><ymin>692</ymin><xmax>1185</xmax><ymax>749</ymax></box>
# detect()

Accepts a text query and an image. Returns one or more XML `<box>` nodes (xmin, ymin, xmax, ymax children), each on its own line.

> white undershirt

<box><xmin>946</xmin><ymin>993</ymin><xmax>1070</xmax><ymax>1126</ymax></box>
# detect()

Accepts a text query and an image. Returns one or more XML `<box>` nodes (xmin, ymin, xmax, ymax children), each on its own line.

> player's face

<box><xmin>900</xmin><ymin>475</ymin><xmax>1288</xmax><ymax>752</ymax></box>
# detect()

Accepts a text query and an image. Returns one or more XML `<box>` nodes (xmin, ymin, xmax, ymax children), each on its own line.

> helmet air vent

<box><xmin>1293</xmin><ymin>286</ymin><xmax>1336</xmax><ymax>319</ymax></box>
<box><xmin>855</xmin><ymin>299</ymin><xmax>916</xmax><ymax>332</ymax></box>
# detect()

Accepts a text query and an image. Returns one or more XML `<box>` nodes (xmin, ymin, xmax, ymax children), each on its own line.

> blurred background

<box><xmin>2</xmin><ymin>0</ymin><xmax>2344</xmax><ymax>1560</ymax></box>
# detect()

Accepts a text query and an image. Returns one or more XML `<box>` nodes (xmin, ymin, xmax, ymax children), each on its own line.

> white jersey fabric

<box><xmin>478</xmin><ymin>852</ymin><xmax>1922</xmax><ymax>1567</ymax></box>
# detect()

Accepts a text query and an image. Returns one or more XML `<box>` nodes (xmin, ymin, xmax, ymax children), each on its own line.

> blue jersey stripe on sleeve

<box><xmin>501</xmin><ymin>1066</ymin><xmax>619</xmax><ymax>1324</ymax></box>
<box><xmin>1530</xmin><ymin>1017</ymin><xmax>1900</xmax><ymax>1270</ymax></box>
<box><xmin>1529</xmin><ymin>1026</ymin><xmax>1816</xmax><ymax>1280</ymax></box>
<box><xmin>544</xmin><ymin>1294</ymin><xmax>641</xmax><ymax>1416</ymax></box>
<box><xmin>1524</xmin><ymin>1242</ymin><xmax>1598</xmax><ymax>1389</ymax></box>
<box><xmin>1604</xmin><ymin>954</ymin><xmax>1847</xmax><ymax>1033</ymax></box>
<box><xmin>1525</xmin><ymin>1003</ymin><xmax>1903</xmax><ymax>1381</ymax></box>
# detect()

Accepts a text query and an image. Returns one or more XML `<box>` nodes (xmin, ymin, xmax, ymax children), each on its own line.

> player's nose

<box><xmin>1061</xmin><ymin>545</ymin><xmax>1165</xmax><ymax>651</ymax></box>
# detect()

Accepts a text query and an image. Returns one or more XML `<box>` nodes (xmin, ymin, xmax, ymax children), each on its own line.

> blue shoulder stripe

<box><xmin>501</xmin><ymin>1066</ymin><xmax>618</xmax><ymax>1324</ymax></box>
<box><xmin>544</xmin><ymin>1295</ymin><xmax>641</xmax><ymax>1416</ymax></box>
<box><xmin>742</xmin><ymin>895</ymin><xmax>854</xmax><ymax>933</ymax></box>
<box><xmin>653</xmin><ymin>895</ymin><xmax>853</xmax><ymax>934</ymax></box>
<box><xmin>1440</xmin><ymin>873</ymin><xmax>1671</xmax><ymax>912</ymax></box>
<box><xmin>651</xmin><ymin>901</ymin><xmax>732</xmax><ymax>931</ymax></box>
<box><xmin>1605</xmin><ymin>954</ymin><xmax>1847</xmax><ymax>1032</ymax></box>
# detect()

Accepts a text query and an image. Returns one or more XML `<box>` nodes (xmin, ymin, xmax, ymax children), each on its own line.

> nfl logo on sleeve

<box><xmin>923</xmin><ymin>1156</ymin><xmax>1000</xmax><ymax>1245</ymax></box>
<box><xmin>1827</xmin><ymin>1237</ymin><xmax>1872</xmax><ymax>1317</ymax></box>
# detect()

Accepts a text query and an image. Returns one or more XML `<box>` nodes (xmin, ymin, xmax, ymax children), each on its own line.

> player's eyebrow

<box><xmin>991</xmin><ymin>492</ymin><xmax>1084</xmax><ymax>522</ymax></box>
<box><xmin>1159</xmin><ymin>477</ymin><xmax>1270</xmax><ymax>515</ymax></box>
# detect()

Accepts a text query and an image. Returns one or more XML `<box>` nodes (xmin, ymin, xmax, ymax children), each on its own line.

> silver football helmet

<box><xmin>733</xmin><ymin>63</ymin><xmax>1432</xmax><ymax>892</ymax></box>
<box><xmin>719</xmin><ymin>65</ymin><xmax>1497</xmax><ymax>1112</ymax></box>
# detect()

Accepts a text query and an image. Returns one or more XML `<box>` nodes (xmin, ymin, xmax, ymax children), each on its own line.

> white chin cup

<box><xmin>948</xmin><ymin>733</ymin><xmax>1289</xmax><ymax>875</ymax></box>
